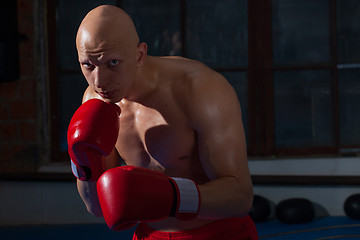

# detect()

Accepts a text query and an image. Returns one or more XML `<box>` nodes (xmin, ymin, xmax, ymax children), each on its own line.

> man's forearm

<box><xmin>75</xmin><ymin>149</ymin><xmax>122</xmax><ymax>217</ymax></box>
<box><xmin>197</xmin><ymin>176</ymin><xmax>253</xmax><ymax>220</ymax></box>
<box><xmin>77</xmin><ymin>180</ymin><xmax>103</xmax><ymax>217</ymax></box>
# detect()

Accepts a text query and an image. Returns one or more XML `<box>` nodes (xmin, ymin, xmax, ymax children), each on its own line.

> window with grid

<box><xmin>48</xmin><ymin>0</ymin><xmax>360</xmax><ymax>162</ymax></box>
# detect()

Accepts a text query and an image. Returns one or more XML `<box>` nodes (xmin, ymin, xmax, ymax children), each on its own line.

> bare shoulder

<box><xmin>159</xmin><ymin>56</ymin><xmax>233</xmax><ymax>95</ymax></box>
<box><xmin>82</xmin><ymin>86</ymin><xmax>102</xmax><ymax>103</ymax></box>
<box><xmin>162</xmin><ymin>57</ymin><xmax>238</xmax><ymax>116</ymax></box>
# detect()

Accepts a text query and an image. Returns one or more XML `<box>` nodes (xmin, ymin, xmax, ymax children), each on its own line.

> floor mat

<box><xmin>256</xmin><ymin>216</ymin><xmax>360</xmax><ymax>240</ymax></box>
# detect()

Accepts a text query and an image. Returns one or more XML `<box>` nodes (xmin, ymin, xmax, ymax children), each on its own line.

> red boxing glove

<box><xmin>67</xmin><ymin>99</ymin><xmax>120</xmax><ymax>181</ymax></box>
<box><xmin>97</xmin><ymin>166</ymin><xmax>201</xmax><ymax>231</ymax></box>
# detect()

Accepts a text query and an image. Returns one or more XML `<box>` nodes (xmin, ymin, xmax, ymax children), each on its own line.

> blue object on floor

<box><xmin>255</xmin><ymin>216</ymin><xmax>360</xmax><ymax>240</ymax></box>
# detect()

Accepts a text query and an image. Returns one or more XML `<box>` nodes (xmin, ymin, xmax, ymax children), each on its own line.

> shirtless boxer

<box><xmin>68</xmin><ymin>5</ymin><xmax>258</xmax><ymax>240</ymax></box>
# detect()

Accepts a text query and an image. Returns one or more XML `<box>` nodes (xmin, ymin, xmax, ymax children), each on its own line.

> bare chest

<box><xmin>116</xmin><ymin>101</ymin><xmax>196</xmax><ymax>174</ymax></box>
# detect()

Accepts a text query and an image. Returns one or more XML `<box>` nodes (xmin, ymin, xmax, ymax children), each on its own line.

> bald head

<box><xmin>76</xmin><ymin>5</ymin><xmax>139</xmax><ymax>53</ymax></box>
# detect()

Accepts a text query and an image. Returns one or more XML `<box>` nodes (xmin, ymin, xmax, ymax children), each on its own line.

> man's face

<box><xmin>77</xmin><ymin>31</ymin><xmax>138</xmax><ymax>103</ymax></box>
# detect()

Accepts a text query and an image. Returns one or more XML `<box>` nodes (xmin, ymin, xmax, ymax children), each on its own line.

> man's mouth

<box><xmin>97</xmin><ymin>91</ymin><xmax>113</xmax><ymax>99</ymax></box>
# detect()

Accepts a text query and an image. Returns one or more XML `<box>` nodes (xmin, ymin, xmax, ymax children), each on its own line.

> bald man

<box><xmin>69</xmin><ymin>5</ymin><xmax>258</xmax><ymax>240</ymax></box>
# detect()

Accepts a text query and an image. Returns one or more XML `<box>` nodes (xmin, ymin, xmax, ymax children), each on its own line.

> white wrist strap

<box><xmin>170</xmin><ymin>177</ymin><xmax>200</xmax><ymax>217</ymax></box>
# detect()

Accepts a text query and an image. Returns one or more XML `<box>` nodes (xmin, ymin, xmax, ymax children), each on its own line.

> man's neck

<box><xmin>123</xmin><ymin>56</ymin><xmax>159</xmax><ymax>103</ymax></box>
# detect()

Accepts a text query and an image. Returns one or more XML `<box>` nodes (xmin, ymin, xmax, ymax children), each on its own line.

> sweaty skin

<box><xmin>75</xmin><ymin>5</ymin><xmax>253</xmax><ymax>232</ymax></box>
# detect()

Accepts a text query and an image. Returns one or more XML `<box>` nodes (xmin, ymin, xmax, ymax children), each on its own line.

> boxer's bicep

<box><xmin>188</xmin><ymin>73</ymin><xmax>253</xmax><ymax>218</ymax></box>
<box><xmin>190</xmin><ymin>74</ymin><xmax>248</xmax><ymax>179</ymax></box>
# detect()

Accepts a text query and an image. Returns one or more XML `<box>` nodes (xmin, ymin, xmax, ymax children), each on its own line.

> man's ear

<box><xmin>136</xmin><ymin>42</ymin><xmax>148</xmax><ymax>67</ymax></box>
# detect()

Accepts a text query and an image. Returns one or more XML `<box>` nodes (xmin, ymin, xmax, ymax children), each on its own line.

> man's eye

<box><xmin>82</xmin><ymin>63</ymin><xmax>93</xmax><ymax>69</ymax></box>
<box><xmin>110</xmin><ymin>60</ymin><xmax>119</xmax><ymax>66</ymax></box>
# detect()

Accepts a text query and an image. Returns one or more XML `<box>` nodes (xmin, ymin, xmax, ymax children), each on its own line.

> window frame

<box><xmin>47</xmin><ymin>0</ymin><xmax>359</xmax><ymax>164</ymax></box>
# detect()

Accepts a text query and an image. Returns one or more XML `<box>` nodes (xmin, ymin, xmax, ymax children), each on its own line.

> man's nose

<box><xmin>94</xmin><ymin>66</ymin><xmax>109</xmax><ymax>89</ymax></box>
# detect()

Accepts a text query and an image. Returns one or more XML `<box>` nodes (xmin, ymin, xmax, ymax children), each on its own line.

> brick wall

<box><xmin>0</xmin><ymin>0</ymin><xmax>43</xmax><ymax>173</ymax></box>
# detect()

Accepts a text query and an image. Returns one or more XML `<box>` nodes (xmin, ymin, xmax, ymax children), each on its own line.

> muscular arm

<box><xmin>76</xmin><ymin>87</ymin><xmax>122</xmax><ymax>217</ymax></box>
<box><xmin>77</xmin><ymin>148</ymin><xmax>121</xmax><ymax>217</ymax></box>
<box><xmin>186</xmin><ymin>70</ymin><xmax>253</xmax><ymax>220</ymax></box>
